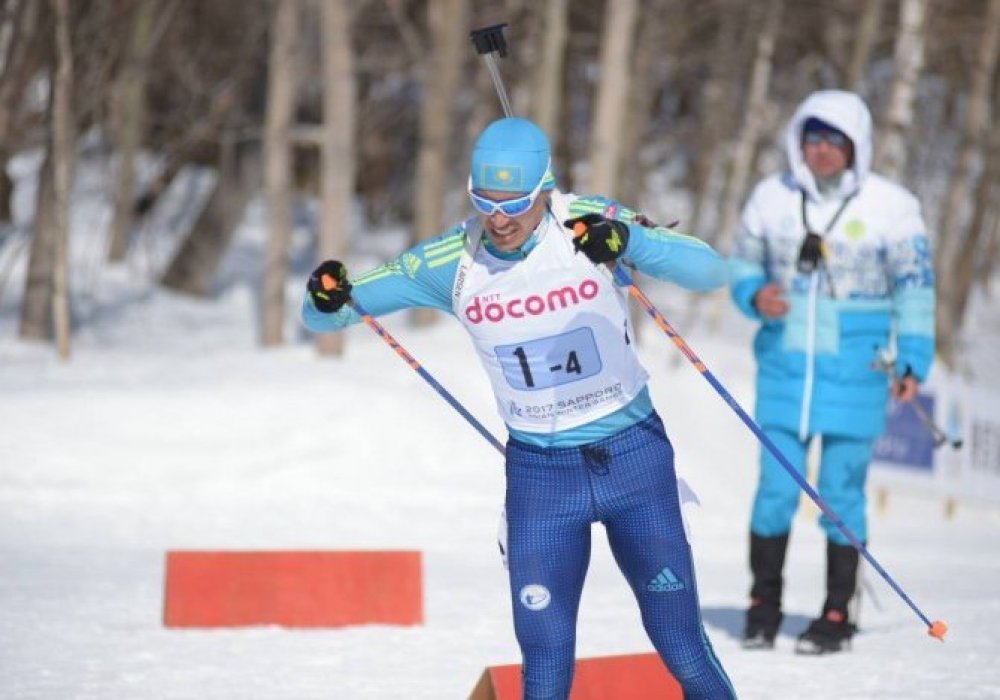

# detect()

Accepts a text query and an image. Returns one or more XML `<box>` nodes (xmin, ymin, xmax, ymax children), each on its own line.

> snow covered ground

<box><xmin>2</xmin><ymin>158</ymin><xmax>1000</xmax><ymax>699</ymax></box>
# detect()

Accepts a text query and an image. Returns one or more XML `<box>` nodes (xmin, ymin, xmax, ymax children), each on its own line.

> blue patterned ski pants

<box><xmin>504</xmin><ymin>412</ymin><xmax>736</xmax><ymax>699</ymax></box>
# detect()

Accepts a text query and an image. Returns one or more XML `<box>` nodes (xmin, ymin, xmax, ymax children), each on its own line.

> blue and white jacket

<box><xmin>303</xmin><ymin>191</ymin><xmax>728</xmax><ymax>447</ymax></box>
<box><xmin>729</xmin><ymin>90</ymin><xmax>935</xmax><ymax>440</ymax></box>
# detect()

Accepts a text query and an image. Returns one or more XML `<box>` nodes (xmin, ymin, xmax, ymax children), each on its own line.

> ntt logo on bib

<box><xmin>465</xmin><ymin>278</ymin><xmax>601</xmax><ymax>324</ymax></box>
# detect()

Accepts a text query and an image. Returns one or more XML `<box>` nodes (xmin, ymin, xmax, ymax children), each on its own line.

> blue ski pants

<box><xmin>504</xmin><ymin>412</ymin><xmax>735</xmax><ymax>700</ymax></box>
<box><xmin>750</xmin><ymin>426</ymin><xmax>874</xmax><ymax>544</ymax></box>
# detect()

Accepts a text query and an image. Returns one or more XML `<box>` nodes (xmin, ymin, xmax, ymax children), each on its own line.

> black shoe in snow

<box><xmin>742</xmin><ymin>599</ymin><xmax>782</xmax><ymax>650</ymax></box>
<box><xmin>794</xmin><ymin>609</ymin><xmax>857</xmax><ymax>655</ymax></box>
<box><xmin>742</xmin><ymin>627</ymin><xmax>776</xmax><ymax>650</ymax></box>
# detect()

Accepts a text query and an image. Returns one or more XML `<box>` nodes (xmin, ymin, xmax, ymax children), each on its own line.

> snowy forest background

<box><xmin>3</xmin><ymin>0</ymin><xmax>1000</xmax><ymax>370</ymax></box>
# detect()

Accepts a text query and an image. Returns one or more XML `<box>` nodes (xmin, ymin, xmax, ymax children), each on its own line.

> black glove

<box><xmin>564</xmin><ymin>213</ymin><xmax>630</xmax><ymax>264</ymax></box>
<box><xmin>307</xmin><ymin>260</ymin><xmax>352</xmax><ymax>313</ymax></box>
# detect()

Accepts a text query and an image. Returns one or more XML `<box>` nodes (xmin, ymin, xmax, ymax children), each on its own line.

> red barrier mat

<box><xmin>163</xmin><ymin>550</ymin><xmax>422</xmax><ymax>628</ymax></box>
<box><xmin>469</xmin><ymin>651</ymin><xmax>683</xmax><ymax>699</ymax></box>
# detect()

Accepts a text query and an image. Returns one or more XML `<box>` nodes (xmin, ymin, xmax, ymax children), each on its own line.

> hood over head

<box><xmin>785</xmin><ymin>90</ymin><xmax>873</xmax><ymax>201</ymax></box>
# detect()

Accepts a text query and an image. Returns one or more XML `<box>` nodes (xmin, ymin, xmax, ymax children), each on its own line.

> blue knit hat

<box><xmin>470</xmin><ymin>117</ymin><xmax>555</xmax><ymax>193</ymax></box>
<box><xmin>802</xmin><ymin>117</ymin><xmax>849</xmax><ymax>143</ymax></box>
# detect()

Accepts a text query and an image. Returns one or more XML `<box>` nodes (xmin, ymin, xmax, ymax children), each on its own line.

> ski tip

<box><xmin>928</xmin><ymin>620</ymin><xmax>948</xmax><ymax>641</ymax></box>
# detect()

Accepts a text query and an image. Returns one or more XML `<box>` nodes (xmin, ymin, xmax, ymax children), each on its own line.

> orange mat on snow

<box><xmin>163</xmin><ymin>550</ymin><xmax>422</xmax><ymax>628</ymax></box>
<box><xmin>468</xmin><ymin>651</ymin><xmax>682</xmax><ymax>699</ymax></box>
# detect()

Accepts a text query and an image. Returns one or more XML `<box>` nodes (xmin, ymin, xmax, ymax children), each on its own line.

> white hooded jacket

<box><xmin>728</xmin><ymin>90</ymin><xmax>936</xmax><ymax>440</ymax></box>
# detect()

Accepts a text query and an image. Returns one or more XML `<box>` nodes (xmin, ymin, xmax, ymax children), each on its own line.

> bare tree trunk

<box><xmin>615</xmin><ymin>0</ymin><xmax>674</xmax><ymax>345</ymax></box>
<box><xmin>716</xmin><ymin>0</ymin><xmax>782</xmax><ymax>253</ymax></box>
<box><xmin>50</xmin><ymin>0</ymin><xmax>73</xmax><ymax>360</ymax></box>
<box><xmin>980</xmin><ymin>201</ymin><xmax>1000</xmax><ymax>293</ymax></box>
<box><xmin>846</xmin><ymin>0</ymin><xmax>884</xmax><ymax>92</ymax></box>
<box><xmin>411</xmin><ymin>0</ymin><xmax>467</xmax><ymax>327</ymax></box>
<box><xmin>157</xmin><ymin>72</ymin><xmax>256</xmax><ymax>294</ymax></box>
<box><xmin>952</xmin><ymin>100</ymin><xmax>1000</xmax><ymax>327</ymax></box>
<box><xmin>136</xmin><ymin>78</ymin><xmax>245</xmax><ymax>229</ymax></box>
<box><xmin>618</xmin><ymin>0</ymin><xmax>671</xmax><ymax>205</ymax></box>
<box><xmin>261</xmin><ymin>0</ymin><xmax>300</xmax><ymax>347</ymax></box>
<box><xmin>0</xmin><ymin>0</ymin><xmax>37</xmax><ymax>142</ymax></box>
<box><xmin>586</xmin><ymin>0</ymin><xmax>638</xmax><ymax>198</ymax></box>
<box><xmin>690</xmin><ymin>0</ymin><xmax>783</xmax><ymax>337</ymax></box>
<box><xmin>383</xmin><ymin>0</ymin><xmax>424</xmax><ymax>65</ymax></box>
<box><xmin>529</xmin><ymin>0</ymin><xmax>568</xmax><ymax>137</ymax></box>
<box><xmin>160</xmin><ymin>135</ymin><xmax>250</xmax><ymax>295</ymax></box>
<box><xmin>106</xmin><ymin>0</ymin><xmax>157</xmax><ymax>262</ymax></box>
<box><xmin>316</xmin><ymin>0</ymin><xmax>355</xmax><ymax>356</ymax></box>
<box><xmin>0</xmin><ymin>147</ymin><xmax>12</xmax><ymax>222</ymax></box>
<box><xmin>0</xmin><ymin>0</ymin><xmax>43</xmax><ymax>223</ymax></box>
<box><xmin>979</xmin><ymin>107</ymin><xmax>1000</xmax><ymax>292</ymax></box>
<box><xmin>934</xmin><ymin>0</ymin><xmax>1000</xmax><ymax>366</ymax></box>
<box><xmin>873</xmin><ymin>0</ymin><xmax>926</xmax><ymax>179</ymax></box>
<box><xmin>822</xmin><ymin>1</ymin><xmax>852</xmax><ymax>85</ymax></box>
<box><xmin>689</xmin><ymin>3</ymin><xmax>745</xmax><ymax>241</ymax></box>
<box><xmin>156</xmin><ymin>79</ymin><xmax>260</xmax><ymax>297</ymax></box>
<box><xmin>20</xmin><ymin>150</ymin><xmax>55</xmax><ymax>340</ymax></box>
<box><xmin>505</xmin><ymin>0</ymin><xmax>532</xmax><ymax>117</ymax></box>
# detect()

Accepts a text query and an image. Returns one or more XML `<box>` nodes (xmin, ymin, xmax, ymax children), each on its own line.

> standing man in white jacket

<box><xmin>729</xmin><ymin>90</ymin><xmax>935</xmax><ymax>654</ymax></box>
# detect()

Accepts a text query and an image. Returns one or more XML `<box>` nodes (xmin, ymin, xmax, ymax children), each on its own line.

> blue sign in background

<box><xmin>873</xmin><ymin>393</ymin><xmax>936</xmax><ymax>470</ymax></box>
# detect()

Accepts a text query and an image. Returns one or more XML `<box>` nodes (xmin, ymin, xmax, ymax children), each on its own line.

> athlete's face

<box><xmin>478</xmin><ymin>191</ymin><xmax>549</xmax><ymax>252</ymax></box>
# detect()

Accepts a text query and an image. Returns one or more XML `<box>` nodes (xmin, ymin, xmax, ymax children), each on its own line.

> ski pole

<box><xmin>476</xmin><ymin>18</ymin><xmax>945</xmax><ymax>640</ymax></box>
<box><xmin>872</xmin><ymin>353</ymin><xmax>963</xmax><ymax>450</ymax></box>
<box><xmin>910</xmin><ymin>398</ymin><xmax>962</xmax><ymax>450</ymax></box>
<box><xmin>319</xmin><ymin>274</ymin><xmax>505</xmax><ymax>456</ymax></box>
<box><xmin>576</xmin><ymin>244</ymin><xmax>948</xmax><ymax>640</ymax></box>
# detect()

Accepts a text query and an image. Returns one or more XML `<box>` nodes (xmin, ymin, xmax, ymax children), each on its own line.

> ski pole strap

<box><xmin>347</xmin><ymin>299</ymin><xmax>506</xmax><ymax>456</ymax></box>
<box><xmin>609</xmin><ymin>264</ymin><xmax>947</xmax><ymax>640</ymax></box>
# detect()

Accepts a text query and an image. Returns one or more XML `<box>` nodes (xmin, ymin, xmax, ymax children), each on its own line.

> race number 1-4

<box><xmin>494</xmin><ymin>327</ymin><xmax>603</xmax><ymax>391</ymax></box>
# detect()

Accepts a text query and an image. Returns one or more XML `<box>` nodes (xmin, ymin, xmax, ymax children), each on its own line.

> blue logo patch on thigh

<box><xmin>520</xmin><ymin>584</ymin><xmax>552</xmax><ymax>610</ymax></box>
<box><xmin>646</xmin><ymin>566</ymin><xmax>684</xmax><ymax>592</ymax></box>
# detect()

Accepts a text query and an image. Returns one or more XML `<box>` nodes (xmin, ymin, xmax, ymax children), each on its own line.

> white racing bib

<box><xmin>453</xmin><ymin>206</ymin><xmax>648</xmax><ymax>433</ymax></box>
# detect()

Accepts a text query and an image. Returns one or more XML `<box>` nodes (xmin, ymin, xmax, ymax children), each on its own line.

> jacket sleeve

<box><xmin>566</xmin><ymin>196</ymin><xmax>728</xmax><ymax>292</ymax></box>
<box><xmin>886</xmin><ymin>196</ymin><xmax>935</xmax><ymax>382</ymax></box>
<box><xmin>728</xmin><ymin>185</ymin><xmax>769</xmax><ymax>321</ymax></box>
<box><xmin>301</xmin><ymin>225</ymin><xmax>465</xmax><ymax>333</ymax></box>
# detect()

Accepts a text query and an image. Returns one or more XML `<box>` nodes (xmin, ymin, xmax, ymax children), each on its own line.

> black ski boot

<box><xmin>743</xmin><ymin>532</ymin><xmax>789</xmax><ymax>650</ymax></box>
<box><xmin>795</xmin><ymin>541</ymin><xmax>860</xmax><ymax>655</ymax></box>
